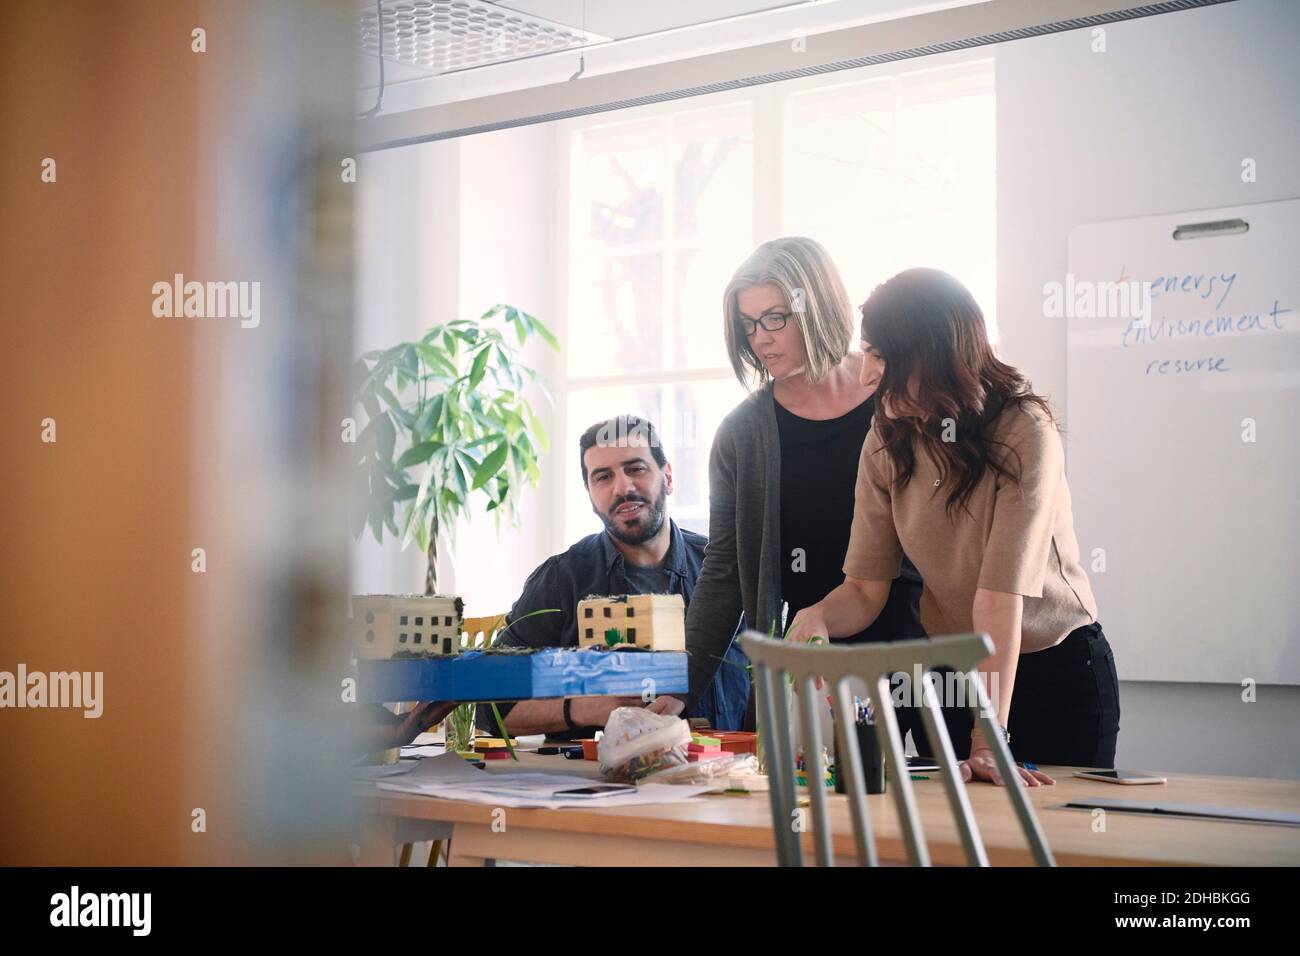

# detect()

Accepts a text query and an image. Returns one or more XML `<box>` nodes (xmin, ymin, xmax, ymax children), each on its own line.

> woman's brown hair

<box><xmin>859</xmin><ymin>267</ymin><xmax>1056</xmax><ymax>516</ymax></box>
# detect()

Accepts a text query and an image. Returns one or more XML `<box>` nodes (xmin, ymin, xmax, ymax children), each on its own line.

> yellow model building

<box><xmin>351</xmin><ymin>594</ymin><xmax>464</xmax><ymax>660</ymax></box>
<box><xmin>576</xmin><ymin>594</ymin><xmax>685</xmax><ymax>650</ymax></box>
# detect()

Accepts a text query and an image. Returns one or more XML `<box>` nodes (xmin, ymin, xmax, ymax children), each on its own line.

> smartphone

<box><xmin>551</xmin><ymin>784</ymin><xmax>638</xmax><ymax>798</ymax></box>
<box><xmin>1073</xmin><ymin>769</ymin><xmax>1167</xmax><ymax>785</ymax></box>
<box><xmin>906</xmin><ymin>755</ymin><xmax>940</xmax><ymax>772</ymax></box>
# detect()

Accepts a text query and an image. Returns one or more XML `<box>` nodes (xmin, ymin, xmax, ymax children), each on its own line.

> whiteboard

<box><xmin>1066</xmin><ymin>199</ymin><xmax>1300</xmax><ymax>685</ymax></box>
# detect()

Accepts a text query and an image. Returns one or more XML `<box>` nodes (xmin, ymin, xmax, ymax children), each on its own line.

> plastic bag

<box><xmin>597</xmin><ymin>707</ymin><xmax>691</xmax><ymax>783</ymax></box>
<box><xmin>642</xmin><ymin>753</ymin><xmax>759</xmax><ymax>786</ymax></box>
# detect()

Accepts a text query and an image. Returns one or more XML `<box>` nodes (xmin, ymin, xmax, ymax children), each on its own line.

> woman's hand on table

<box><xmin>959</xmin><ymin>746</ymin><xmax>1056</xmax><ymax>787</ymax></box>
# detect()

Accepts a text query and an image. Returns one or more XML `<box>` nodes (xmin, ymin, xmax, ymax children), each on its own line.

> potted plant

<box><xmin>352</xmin><ymin>304</ymin><xmax>557</xmax><ymax>751</ymax></box>
<box><xmin>351</xmin><ymin>303</ymin><xmax>558</xmax><ymax>593</ymax></box>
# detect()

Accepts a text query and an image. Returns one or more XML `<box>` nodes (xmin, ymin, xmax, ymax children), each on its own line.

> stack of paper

<box><xmin>374</xmin><ymin>752</ymin><xmax>714</xmax><ymax>808</ymax></box>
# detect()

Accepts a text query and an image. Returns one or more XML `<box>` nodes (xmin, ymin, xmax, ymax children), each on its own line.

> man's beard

<box><xmin>598</xmin><ymin>484</ymin><xmax>668</xmax><ymax>546</ymax></box>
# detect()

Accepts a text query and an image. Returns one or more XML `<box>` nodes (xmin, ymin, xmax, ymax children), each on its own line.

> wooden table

<box><xmin>355</xmin><ymin>753</ymin><xmax>1300</xmax><ymax>866</ymax></box>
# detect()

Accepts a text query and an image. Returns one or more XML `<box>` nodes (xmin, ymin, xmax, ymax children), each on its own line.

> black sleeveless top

<box><xmin>775</xmin><ymin>395</ymin><xmax>925</xmax><ymax>643</ymax></box>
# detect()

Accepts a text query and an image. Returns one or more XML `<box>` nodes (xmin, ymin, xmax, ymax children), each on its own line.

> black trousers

<box><xmin>897</xmin><ymin>622</ymin><xmax>1121</xmax><ymax>768</ymax></box>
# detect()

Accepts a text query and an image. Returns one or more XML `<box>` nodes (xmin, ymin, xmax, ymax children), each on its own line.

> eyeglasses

<box><xmin>738</xmin><ymin>313</ymin><xmax>791</xmax><ymax>336</ymax></box>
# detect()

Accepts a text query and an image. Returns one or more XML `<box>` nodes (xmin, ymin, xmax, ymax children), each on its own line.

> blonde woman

<box><xmin>684</xmin><ymin>237</ymin><xmax>929</xmax><ymax>739</ymax></box>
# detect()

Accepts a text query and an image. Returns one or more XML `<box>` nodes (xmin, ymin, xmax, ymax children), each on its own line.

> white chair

<box><xmin>739</xmin><ymin>630</ymin><xmax>1054</xmax><ymax>867</ymax></box>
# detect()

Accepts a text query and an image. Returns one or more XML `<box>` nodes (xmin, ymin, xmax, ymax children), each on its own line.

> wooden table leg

<box><xmin>357</xmin><ymin>813</ymin><xmax>398</xmax><ymax>867</ymax></box>
<box><xmin>446</xmin><ymin>828</ymin><xmax>489</xmax><ymax>868</ymax></box>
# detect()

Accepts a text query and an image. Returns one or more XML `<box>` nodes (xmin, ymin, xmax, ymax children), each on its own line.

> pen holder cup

<box><xmin>834</xmin><ymin>719</ymin><xmax>885</xmax><ymax>795</ymax></box>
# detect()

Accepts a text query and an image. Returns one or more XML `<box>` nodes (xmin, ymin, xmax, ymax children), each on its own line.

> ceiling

<box><xmin>353</xmin><ymin>0</ymin><xmax>984</xmax><ymax>97</ymax></box>
<box><xmin>491</xmin><ymin>1</ymin><xmax>811</xmax><ymax>40</ymax></box>
<box><xmin>355</xmin><ymin>0</ymin><xmax>844</xmax><ymax>79</ymax></box>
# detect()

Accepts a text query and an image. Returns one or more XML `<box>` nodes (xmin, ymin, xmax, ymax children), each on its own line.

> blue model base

<box><xmin>357</xmin><ymin>648</ymin><xmax>688</xmax><ymax>703</ymax></box>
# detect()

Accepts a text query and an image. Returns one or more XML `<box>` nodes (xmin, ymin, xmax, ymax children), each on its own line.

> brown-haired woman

<box><xmin>786</xmin><ymin>267</ymin><xmax>1120</xmax><ymax>786</ymax></box>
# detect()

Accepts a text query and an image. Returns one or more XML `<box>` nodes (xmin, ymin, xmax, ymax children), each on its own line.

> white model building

<box><xmin>352</xmin><ymin>594</ymin><xmax>464</xmax><ymax>660</ymax></box>
<box><xmin>576</xmin><ymin>594</ymin><xmax>685</xmax><ymax>650</ymax></box>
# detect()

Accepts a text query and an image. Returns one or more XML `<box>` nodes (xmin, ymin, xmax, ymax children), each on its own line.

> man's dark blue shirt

<box><xmin>476</xmin><ymin>520</ymin><xmax>749</xmax><ymax>735</ymax></box>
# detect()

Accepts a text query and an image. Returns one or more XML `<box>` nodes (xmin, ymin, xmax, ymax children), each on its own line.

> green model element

<box><xmin>604</xmin><ymin>628</ymin><xmax>623</xmax><ymax>647</ymax></box>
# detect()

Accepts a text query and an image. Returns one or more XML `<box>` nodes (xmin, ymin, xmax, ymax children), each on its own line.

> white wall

<box><xmin>996</xmin><ymin>0</ymin><xmax>1300</xmax><ymax>778</ymax></box>
<box><xmin>351</xmin><ymin>139</ymin><xmax>460</xmax><ymax>597</ymax></box>
<box><xmin>445</xmin><ymin>123</ymin><xmax>562</xmax><ymax>620</ymax></box>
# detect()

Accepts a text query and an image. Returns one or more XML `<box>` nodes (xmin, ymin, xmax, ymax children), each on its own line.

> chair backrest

<box><xmin>739</xmin><ymin>630</ymin><xmax>1054</xmax><ymax>867</ymax></box>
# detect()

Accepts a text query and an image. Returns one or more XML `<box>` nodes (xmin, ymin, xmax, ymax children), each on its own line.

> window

<box><xmin>584</xmin><ymin>607</ymin><xmax>593</xmax><ymax>618</ymax></box>
<box><xmin>400</xmin><ymin>615</ymin><xmax>408</xmax><ymax>625</ymax></box>
<box><xmin>782</xmin><ymin>60</ymin><xmax>997</xmax><ymax>337</ymax></box>
<box><xmin>443</xmin><ymin>616</ymin><xmax>452</xmax><ymax>626</ymax></box>
<box><xmin>443</xmin><ymin>637</ymin><xmax>452</xmax><ymax>653</ymax></box>
<box><xmin>413</xmin><ymin>634</ymin><xmax>422</xmax><ymax>644</ymax></box>
<box><xmin>560</xmin><ymin>102</ymin><xmax>753</xmax><ymax>545</ymax></box>
<box><xmin>399</xmin><ymin>633</ymin><xmax>408</xmax><ymax>643</ymax></box>
<box><xmin>557</xmin><ymin>60</ymin><xmax>995</xmax><ymax>549</ymax></box>
<box><xmin>627</xmin><ymin>628</ymin><xmax>637</xmax><ymax>642</ymax></box>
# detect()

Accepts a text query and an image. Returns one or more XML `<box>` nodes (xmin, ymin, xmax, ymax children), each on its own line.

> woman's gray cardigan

<box><xmin>684</xmin><ymin>384</ymin><xmax>785</xmax><ymax>710</ymax></box>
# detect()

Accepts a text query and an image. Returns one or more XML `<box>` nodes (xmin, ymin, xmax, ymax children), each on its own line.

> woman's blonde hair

<box><xmin>722</xmin><ymin>236</ymin><xmax>853</xmax><ymax>390</ymax></box>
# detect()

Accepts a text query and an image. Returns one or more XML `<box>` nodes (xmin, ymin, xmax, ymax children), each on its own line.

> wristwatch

<box><xmin>563</xmin><ymin>697</ymin><xmax>578</xmax><ymax>731</ymax></box>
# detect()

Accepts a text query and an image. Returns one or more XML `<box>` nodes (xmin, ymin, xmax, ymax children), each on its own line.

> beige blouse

<box><xmin>843</xmin><ymin>402</ymin><xmax>1097</xmax><ymax>653</ymax></box>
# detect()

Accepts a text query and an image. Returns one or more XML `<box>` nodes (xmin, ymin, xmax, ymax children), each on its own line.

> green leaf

<box><xmin>528</xmin><ymin>313</ymin><xmax>560</xmax><ymax>351</ymax></box>
<box><xmin>525</xmin><ymin>405</ymin><xmax>550</xmax><ymax>454</ymax></box>
<box><xmin>375</xmin><ymin>413</ymin><xmax>396</xmax><ymax>459</ymax></box>
<box><xmin>378</xmin><ymin>385</ymin><xmax>415</xmax><ymax>428</ymax></box>
<box><xmin>488</xmin><ymin>703</ymin><xmax>518</xmax><ymax>761</ymax></box>
<box><xmin>392</xmin><ymin>483</ymin><xmax>419</xmax><ymax>501</ymax></box>
<box><xmin>455</xmin><ymin>464</ymin><xmax>471</xmax><ymax>498</ymax></box>
<box><xmin>402</xmin><ymin>461</ymin><xmax>440</xmax><ymax>550</ymax></box>
<box><xmin>468</xmin><ymin>345</ymin><xmax>492</xmax><ymax>390</ymax></box>
<box><xmin>499</xmin><ymin>407</ymin><xmax>526</xmax><ymax>436</ymax></box>
<box><xmin>416</xmin><ymin>343</ymin><xmax>458</xmax><ymax>379</ymax></box>
<box><xmin>471</xmin><ymin>442</ymin><xmax>509</xmax><ymax>490</ymax></box>
<box><xmin>397</xmin><ymin>441</ymin><xmax>440</xmax><ymax>467</ymax></box>
<box><xmin>522</xmin><ymin>449</ymin><xmax>541</xmax><ymax>484</ymax></box>
<box><xmin>416</xmin><ymin>393</ymin><xmax>444</xmax><ymax>435</ymax></box>
<box><xmin>361</xmin><ymin>391</ymin><xmax>381</xmax><ymax>422</ymax></box>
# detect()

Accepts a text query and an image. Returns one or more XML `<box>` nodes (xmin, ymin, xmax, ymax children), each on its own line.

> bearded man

<box><xmin>478</xmin><ymin>414</ymin><xmax>749</xmax><ymax>737</ymax></box>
